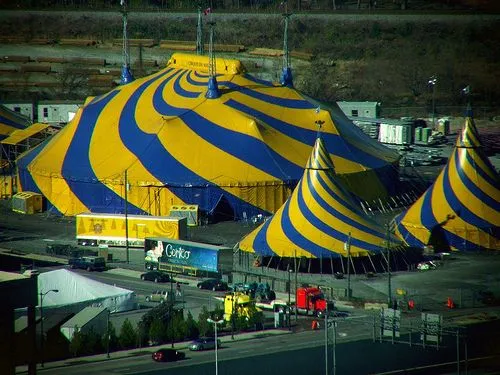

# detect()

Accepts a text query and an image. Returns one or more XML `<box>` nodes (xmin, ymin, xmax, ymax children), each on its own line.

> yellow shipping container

<box><xmin>76</xmin><ymin>213</ymin><xmax>187</xmax><ymax>248</ymax></box>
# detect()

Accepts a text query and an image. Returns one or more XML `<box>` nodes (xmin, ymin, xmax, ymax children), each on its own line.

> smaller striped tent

<box><xmin>239</xmin><ymin>135</ymin><xmax>402</xmax><ymax>269</ymax></box>
<box><xmin>0</xmin><ymin>104</ymin><xmax>30</xmax><ymax>141</ymax></box>
<box><xmin>395</xmin><ymin>116</ymin><xmax>500</xmax><ymax>251</ymax></box>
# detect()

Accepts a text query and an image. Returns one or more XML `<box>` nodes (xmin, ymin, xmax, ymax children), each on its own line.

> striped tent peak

<box><xmin>456</xmin><ymin>116</ymin><xmax>482</xmax><ymax>148</ymax></box>
<box><xmin>305</xmin><ymin>136</ymin><xmax>335</xmax><ymax>171</ymax></box>
<box><xmin>395</xmin><ymin>117</ymin><xmax>500</xmax><ymax>251</ymax></box>
<box><xmin>239</xmin><ymin>135</ymin><xmax>400</xmax><ymax>258</ymax></box>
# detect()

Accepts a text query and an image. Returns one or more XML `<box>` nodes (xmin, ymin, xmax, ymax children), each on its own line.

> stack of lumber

<box><xmin>59</xmin><ymin>39</ymin><xmax>100</xmax><ymax>46</ymax></box>
<box><xmin>113</xmin><ymin>38</ymin><xmax>156</xmax><ymax>47</ymax></box>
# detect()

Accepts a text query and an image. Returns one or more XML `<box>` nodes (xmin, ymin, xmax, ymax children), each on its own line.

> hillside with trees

<box><xmin>0</xmin><ymin>6</ymin><xmax>499</xmax><ymax>118</ymax></box>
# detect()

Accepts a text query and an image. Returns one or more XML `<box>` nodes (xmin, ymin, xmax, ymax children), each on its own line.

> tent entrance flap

<box><xmin>210</xmin><ymin>194</ymin><xmax>235</xmax><ymax>223</ymax></box>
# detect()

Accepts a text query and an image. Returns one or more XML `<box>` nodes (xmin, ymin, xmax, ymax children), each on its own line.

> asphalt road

<box><xmin>35</xmin><ymin>329</ymin><xmax>500</xmax><ymax>375</ymax></box>
<box><xmin>31</xmin><ymin>267</ymin><xmax>500</xmax><ymax>375</ymax></box>
<box><xmin>71</xmin><ymin>267</ymin><xmax>227</xmax><ymax>318</ymax></box>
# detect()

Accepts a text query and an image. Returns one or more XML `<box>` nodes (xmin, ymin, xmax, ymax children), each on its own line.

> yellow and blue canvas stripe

<box><xmin>0</xmin><ymin>106</ymin><xmax>29</xmax><ymax>140</ymax></box>
<box><xmin>240</xmin><ymin>137</ymin><xmax>399</xmax><ymax>257</ymax></box>
<box><xmin>115</xmin><ymin>68</ymin><xmax>286</xmax><ymax>217</ymax></box>
<box><xmin>395</xmin><ymin>124</ymin><xmax>500</xmax><ymax>251</ymax></box>
<box><xmin>17</xmin><ymin>58</ymin><xmax>400</xmax><ymax>219</ymax></box>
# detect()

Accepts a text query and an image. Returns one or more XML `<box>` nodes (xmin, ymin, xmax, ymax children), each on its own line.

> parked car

<box><xmin>152</xmin><ymin>348</ymin><xmax>185</xmax><ymax>362</ymax></box>
<box><xmin>188</xmin><ymin>337</ymin><xmax>221</xmax><ymax>351</ymax></box>
<box><xmin>145</xmin><ymin>290</ymin><xmax>169</xmax><ymax>303</ymax></box>
<box><xmin>417</xmin><ymin>260</ymin><xmax>439</xmax><ymax>271</ymax></box>
<box><xmin>197</xmin><ymin>278</ymin><xmax>229</xmax><ymax>291</ymax></box>
<box><xmin>68</xmin><ymin>256</ymin><xmax>106</xmax><ymax>271</ymax></box>
<box><xmin>140</xmin><ymin>271</ymin><xmax>171</xmax><ymax>283</ymax></box>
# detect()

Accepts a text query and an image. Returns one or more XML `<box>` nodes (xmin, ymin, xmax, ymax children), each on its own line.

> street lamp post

<box><xmin>386</xmin><ymin>224</ymin><xmax>392</xmax><ymax>308</ymax></box>
<box><xmin>106</xmin><ymin>307</ymin><xmax>111</xmax><ymax>358</ymax></box>
<box><xmin>325</xmin><ymin>317</ymin><xmax>338</xmax><ymax>375</ymax></box>
<box><xmin>40</xmin><ymin>289</ymin><xmax>59</xmax><ymax>367</ymax></box>
<box><xmin>170</xmin><ymin>273</ymin><xmax>174</xmax><ymax>348</ymax></box>
<box><xmin>124</xmin><ymin>169</ymin><xmax>130</xmax><ymax>264</ymax></box>
<box><xmin>288</xmin><ymin>268</ymin><xmax>293</xmax><ymax>331</ymax></box>
<box><xmin>428</xmin><ymin>76</ymin><xmax>437</xmax><ymax>129</ymax></box>
<box><xmin>345</xmin><ymin>232</ymin><xmax>351</xmax><ymax>300</ymax></box>
<box><xmin>294</xmin><ymin>250</ymin><xmax>298</xmax><ymax>322</ymax></box>
<box><xmin>207</xmin><ymin>318</ymin><xmax>224</xmax><ymax>375</ymax></box>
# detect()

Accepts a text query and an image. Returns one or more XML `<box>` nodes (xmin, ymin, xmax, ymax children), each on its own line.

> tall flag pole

<box><xmin>280</xmin><ymin>1</ymin><xmax>293</xmax><ymax>87</ymax></box>
<box><xmin>205</xmin><ymin>7</ymin><xmax>220</xmax><ymax>99</ymax></box>
<box><xmin>196</xmin><ymin>5</ymin><xmax>204</xmax><ymax>55</ymax></box>
<box><xmin>120</xmin><ymin>0</ymin><xmax>134</xmax><ymax>84</ymax></box>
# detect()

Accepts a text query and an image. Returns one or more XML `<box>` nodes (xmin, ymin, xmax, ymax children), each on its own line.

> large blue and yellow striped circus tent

<box><xmin>395</xmin><ymin>117</ymin><xmax>500</xmax><ymax>251</ymax></box>
<box><xmin>239</xmin><ymin>135</ymin><xmax>404</xmax><ymax>271</ymax></box>
<box><xmin>16</xmin><ymin>53</ymin><xmax>399</xmax><ymax>219</ymax></box>
<box><xmin>0</xmin><ymin>104</ymin><xmax>30</xmax><ymax>142</ymax></box>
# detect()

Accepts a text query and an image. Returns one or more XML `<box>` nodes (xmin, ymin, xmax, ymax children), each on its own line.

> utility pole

<box><xmin>332</xmin><ymin>319</ymin><xmax>337</xmax><ymax>375</ymax></box>
<box><xmin>288</xmin><ymin>268</ymin><xmax>292</xmax><ymax>331</ymax></box>
<box><xmin>106</xmin><ymin>308</ymin><xmax>110</xmax><ymax>358</ymax></box>
<box><xmin>170</xmin><ymin>274</ymin><xmax>174</xmax><ymax>348</ymax></box>
<box><xmin>456</xmin><ymin>328</ymin><xmax>460</xmax><ymax>375</ymax></box>
<box><xmin>196</xmin><ymin>5</ymin><xmax>204</xmax><ymax>55</ymax></box>
<box><xmin>324</xmin><ymin>306</ymin><xmax>328</xmax><ymax>375</ymax></box>
<box><xmin>386</xmin><ymin>224</ymin><xmax>392</xmax><ymax>307</ymax></box>
<box><xmin>346</xmin><ymin>232</ymin><xmax>351</xmax><ymax>300</ymax></box>
<box><xmin>40</xmin><ymin>289</ymin><xmax>59</xmax><ymax>367</ymax></box>
<box><xmin>280</xmin><ymin>3</ymin><xmax>293</xmax><ymax>87</ymax></box>
<box><xmin>119</xmin><ymin>0</ymin><xmax>134</xmax><ymax>84</ymax></box>
<box><xmin>231</xmin><ymin>292</ymin><xmax>235</xmax><ymax>339</ymax></box>
<box><xmin>124</xmin><ymin>169</ymin><xmax>129</xmax><ymax>264</ymax></box>
<box><xmin>294</xmin><ymin>250</ymin><xmax>298</xmax><ymax>322</ymax></box>
<box><xmin>205</xmin><ymin>16</ymin><xmax>219</xmax><ymax>99</ymax></box>
<box><xmin>428</xmin><ymin>76</ymin><xmax>437</xmax><ymax>129</ymax></box>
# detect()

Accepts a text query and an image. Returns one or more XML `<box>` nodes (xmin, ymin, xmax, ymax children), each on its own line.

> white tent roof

<box><xmin>38</xmin><ymin>269</ymin><xmax>136</xmax><ymax>312</ymax></box>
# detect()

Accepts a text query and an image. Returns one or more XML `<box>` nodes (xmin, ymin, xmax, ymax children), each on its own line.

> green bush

<box><xmin>101</xmin><ymin>321</ymin><xmax>119</xmax><ymax>353</ymax></box>
<box><xmin>69</xmin><ymin>328</ymin><xmax>104</xmax><ymax>357</ymax></box>
<box><xmin>185</xmin><ymin>311</ymin><xmax>199</xmax><ymax>339</ymax></box>
<box><xmin>119</xmin><ymin>318</ymin><xmax>138</xmax><ymax>350</ymax></box>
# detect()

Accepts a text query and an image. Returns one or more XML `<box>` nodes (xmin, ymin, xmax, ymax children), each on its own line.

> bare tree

<box><xmin>57</xmin><ymin>69</ymin><xmax>88</xmax><ymax>99</ymax></box>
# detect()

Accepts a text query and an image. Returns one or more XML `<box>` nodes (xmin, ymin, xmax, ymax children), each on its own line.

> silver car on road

<box><xmin>188</xmin><ymin>337</ymin><xmax>221</xmax><ymax>351</ymax></box>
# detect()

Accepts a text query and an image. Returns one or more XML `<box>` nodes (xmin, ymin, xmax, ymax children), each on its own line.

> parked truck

<box><xmin>76</xmin><ymin>213</ymin><xmax>187</xmax><ymax>248</ymax></box>
<box><xmin>68</xmin><ymin>256</ymin><xmax>106</xmax><ymax>271</ymax></box>
<box><xmin>295</xmin><ymin>286</ymin><xmax>328</xmax><ymax>317</ymax></box>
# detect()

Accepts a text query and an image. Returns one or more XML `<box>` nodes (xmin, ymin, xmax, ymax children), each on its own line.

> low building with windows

<box><xmin>1</xmin><ymin>102</ymin><xmax>35</xmax><ymax>121</ymax></box>
<box><xmin>337</xmin><ymin>101</ymin><xmax>380</xmax><ymax>119</ymax></box>
<box><xmin>37</xmin><ymin>101</ymin><xmax>83</xmax><ymax>125</ymax></box>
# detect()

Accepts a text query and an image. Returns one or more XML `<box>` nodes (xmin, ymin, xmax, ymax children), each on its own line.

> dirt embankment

<box><xmin>1</xmin><ymin>10</ymin><xmax>500</xmax><ymax>109</ymax></box>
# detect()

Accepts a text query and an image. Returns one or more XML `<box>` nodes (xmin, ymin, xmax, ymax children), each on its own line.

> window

<box><xmin>14</xmin><ymin>107</ymin><xmax>20</xmax><ymax>112</ymax></box>
<box><xmin>43</xmin><ymin>107</ymin><xmax>48</xmax><ymax>118</ymax></box>
<box><xmin>351</xmin><ymin>110</ymin><xmax>359</xmax><ymax>117</ymax></box>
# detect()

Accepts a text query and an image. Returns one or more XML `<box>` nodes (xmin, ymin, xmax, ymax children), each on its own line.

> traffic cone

<box><xmin>447</xmin><ymin>297</ymin><xmax>455</xmax><ymax>309</ymax></box>
<box><xmin>311</xmin><ymin>320</ymin><xmax>318</xmax><ymax>330</ymax></box>
<box><xmin>408</xmin><ymin>299</ymin><xmax>415</xmax><ymax>310</ymax></box>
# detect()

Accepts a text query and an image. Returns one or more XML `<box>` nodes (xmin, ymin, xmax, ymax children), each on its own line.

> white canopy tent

<box><xmin>38</xmin><ymin>269</ymin><xmax>136</xmax><ymax>313</ymax></box>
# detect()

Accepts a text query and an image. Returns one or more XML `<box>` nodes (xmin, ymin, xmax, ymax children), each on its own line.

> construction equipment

<box><xmin>223</xmin><ymin>292</ymin><xmax>260</xmax><ymax>322</ymax></box>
